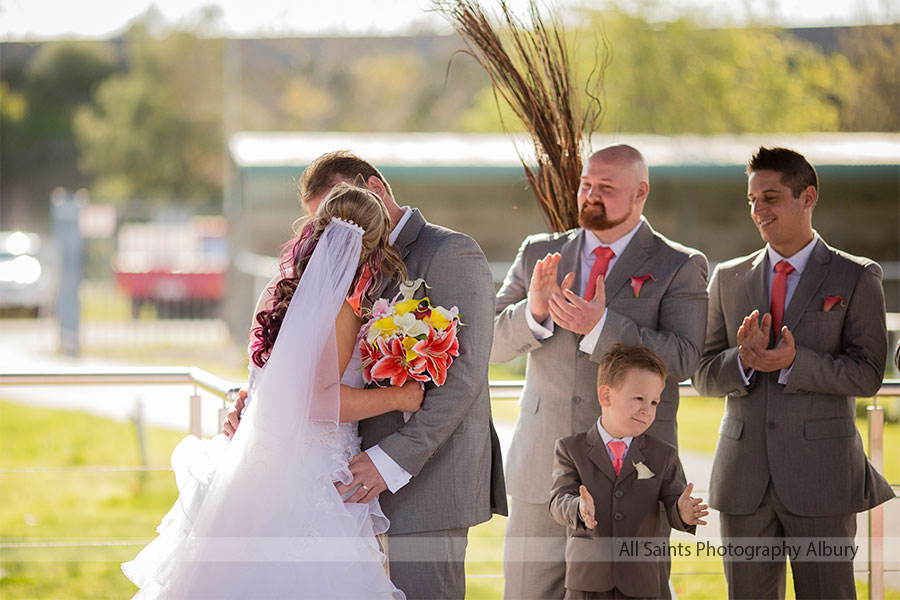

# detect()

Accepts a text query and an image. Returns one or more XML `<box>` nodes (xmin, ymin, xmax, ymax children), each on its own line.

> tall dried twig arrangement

<box><xmin>434</xmin><ymin>0</ymin><xmax>609</xmax><ymax>232</ymax></box>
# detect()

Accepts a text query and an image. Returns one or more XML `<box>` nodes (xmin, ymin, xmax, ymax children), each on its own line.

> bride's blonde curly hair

<box><xmin>251</xmin><ymin>181</ymin><xmax>407</xmax><ymax>367</ymax></box>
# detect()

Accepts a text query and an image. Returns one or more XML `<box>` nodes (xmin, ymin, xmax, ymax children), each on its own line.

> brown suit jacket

<box><xmin>549</xmin><ymin>424</ymin><xmax>695</xmax><ymax>597</ymax></box>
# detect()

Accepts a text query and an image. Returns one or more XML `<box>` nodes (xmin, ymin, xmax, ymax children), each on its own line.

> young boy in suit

<box><xmin>549</xmin><ymin>344</ymin><xmax>707</xmax><ymax>599</ymax></box>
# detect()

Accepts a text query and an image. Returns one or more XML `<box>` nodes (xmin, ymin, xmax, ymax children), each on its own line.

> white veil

<box><xmin>151</xmin><ymin>217</ymin><xmax>367</xmax><ymax>597</ymax></box>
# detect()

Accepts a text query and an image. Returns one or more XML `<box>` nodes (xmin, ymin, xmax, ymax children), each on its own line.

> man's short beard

<box><xmin>578</xmin><ymin>202</ymin><xmax>630</xmax><ymax>232</ymax></box>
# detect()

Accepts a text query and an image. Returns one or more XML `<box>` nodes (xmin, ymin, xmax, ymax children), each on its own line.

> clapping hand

<box><xmin>737</xmin><ymin>309</ymin><xmax>796</xmax><ymax>373</ymax></box>
<box><xmin>548</xmin><ymin>272</ymin><xmax>607</xmax><ymax>335</ymax></box>
<box><xmin>677</xmin><ymin>483</ymin><xmax>708</xmax><ymax>526</ymax></box>
<box><xmin>528</xmin><ymin>252</ymin><xmax>563</xmax><ymax>323</ymax></box>
<box><xmin>578</xmin><ymin>485</ymin><xmax>597</xmax><ymax>529</ymax></box>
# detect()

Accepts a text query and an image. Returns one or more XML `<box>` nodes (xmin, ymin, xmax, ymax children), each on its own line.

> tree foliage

<box><xmin>836</xmin><ymin>25</ymin><xmax>899</xmax><ymax>131</ymax></box>
<box><xmin>72</xmin><ymin>25</ymin><xmax>223</xmax><ymax>203</ymax></box>
<box><xmin>460</xmin><ymin>8</ymin><xmax>857</xmax><ymax>134</ymax></box>
<box><xmin>3</xmin><ymin>12</ymin><xmax>896</xmax><ymax>213</ymax></box>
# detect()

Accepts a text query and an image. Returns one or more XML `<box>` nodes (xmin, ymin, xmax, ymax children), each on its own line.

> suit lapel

<box><xmin>603</xmin><ymin>221</ymin><xmax>652</xmax><ymax>301</ymax></box>
<box><xmin>783</xmin><ymin>239</ymin><xmax>830</xmax><ymax>332</ymax></box>
<box><xmin>372</xmin><ymin>208</ymin><xmax>426</xmax><ymax>300</ymax></box>
<box><xmin>744</xmin><ymin>250</ymin><xmax>770</xmax><ymax>317</ymax></box>
<box><xmin>585</xmin><ymin>423</ymin><xmax>617</xmax><ymax>482</ymax></box>
<box><xmin>559</xmin><ymin>230</ymin><xmax>584</xmax><ymax>293</ymax></box>
<box><xmin>617</xmin><ymin>435</ymin><xmax>647</xmax><ymax>481</ymax></box>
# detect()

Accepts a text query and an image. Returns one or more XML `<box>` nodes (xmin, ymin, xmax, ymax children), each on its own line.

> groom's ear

<box><xmin>366</xmin><ymin>176</ymin><xmax>388</xmax><ymax>202</ymax></box>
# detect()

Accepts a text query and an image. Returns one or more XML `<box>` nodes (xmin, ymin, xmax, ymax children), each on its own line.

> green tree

<box><xmin>280</xmin><ymin>74</ymin><xmax>336</xmax><ymax>130</ymax></box>
<box><xmin>73</xmin><ymin>24</ymin><xmax>223</xmax><ymax>203</ymax></box>
<box><xmin>458</xmin><ymin>6</ymin><xmax>854</xmax><ymax>134</ymax></box>
<box><xmin>1</xmin><ymin>40</ymin><xmax>118</xmax><ymax>163</ymax></box>
<box><xmin>341</xmin><ymin>53</ymin><xmax>428</xmax><ymax>131</ymax></box>
<box><xmin>837</xmin><ymin>25</ymin><xmax>899</xmax><ymax>131</ymax></box>
<box><xmin>583</xmin><ymin>9</ymin><xmax>853</xmax><ymax>133</ymax></box>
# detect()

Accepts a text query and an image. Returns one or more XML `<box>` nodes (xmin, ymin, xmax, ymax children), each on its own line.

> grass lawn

<box><xmin>2</xmin><ymin>392</ymin><xmax>896</xmax><ymax>599</ymax></box>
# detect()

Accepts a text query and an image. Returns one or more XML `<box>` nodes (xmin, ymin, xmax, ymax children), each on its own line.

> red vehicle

<box><xmin>113</xmin><ymin>217</ymin><xmax>228</xmax><ymax>319</ymax></box>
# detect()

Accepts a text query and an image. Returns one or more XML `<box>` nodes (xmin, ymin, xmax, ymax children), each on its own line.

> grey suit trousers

<box><xmin>387</xmin><ymin>528</ymin><xmax>469</xmax><ymax>600</ymax></box>
<box><xmin>505</xmin><ymin>498</ymin><xmax>568</xmax><ymax>599</ymax></box>
<box><xmin>720</xmin><ymin>480</ymin><xmax>857</xmax><ymax>600</ymax></box>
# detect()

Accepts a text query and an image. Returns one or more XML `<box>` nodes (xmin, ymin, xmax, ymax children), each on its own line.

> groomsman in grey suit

<box><xmin>493</xmin><ymin>145</ymin><xmax>709</xmax><ymax>599</ymax></box>
<box><xmin>227</xmin><ymin>151</ymin><xmax>507</xmax><ymax>599</ymax></box>
<box><xmin>693</xmin><ymin>146</ymin><xmax>894</xmax><ymax>599</ymax></box>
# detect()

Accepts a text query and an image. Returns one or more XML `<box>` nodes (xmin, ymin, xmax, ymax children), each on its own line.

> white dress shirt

<box><xmin>738</xmin><ymin>234</ymin><xmax>819</xmax><ymax>386</ymax></box>
<box><xmin>526</xmin><ymin>219</ymin><xmax>643</xmax><ymax>356</ymax></box>
<box><xmin>596</xmin><ymin>419</ymin><xmax>634</xmax><ymax>462</ymax></box>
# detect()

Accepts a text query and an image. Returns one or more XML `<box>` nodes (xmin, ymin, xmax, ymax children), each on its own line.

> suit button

<box><xmin>767</xmin><ymin>421</ymin><xmax>776</xmax><ymax>430</ymax></box>
<box><xmin>615</xmin><ymin>490</ymin><xmax>624</xmax><ymax>499</ymax></box>
<box><xmin>573</xmin><ymin>396</ymin><xmax>582</xmax><ymax>405</ymax></box>
<box><xmin>614</xmin><ymin>513</ymin><xmax>623</xmax><ymax>521</ymax></box>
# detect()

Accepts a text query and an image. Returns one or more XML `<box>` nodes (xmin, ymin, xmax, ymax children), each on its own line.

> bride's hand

<box><xmin>222</xmin><ymin>389</ymin><xmax>247</xmax><ymax>437</ymax></box>
<box><xmin>394</xmin><ymin>380</ymin><xmax>424</xmax><ymax>413</ymax></box>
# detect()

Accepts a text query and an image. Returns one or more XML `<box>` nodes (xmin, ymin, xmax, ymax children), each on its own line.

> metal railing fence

<box><xmin>0</xmin><ymin>370</ymin><xmax>897</xmax><ymax>598</ymax></box>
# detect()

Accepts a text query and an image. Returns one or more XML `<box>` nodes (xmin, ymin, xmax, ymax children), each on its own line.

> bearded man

<box><xmin>492</xmin><ymin>145</ymin><xmax>709</xmax><ymax>599</ymax></box>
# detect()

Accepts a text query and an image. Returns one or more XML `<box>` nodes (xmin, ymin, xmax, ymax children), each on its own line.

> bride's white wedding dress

<box><xmin>122</xmin><ymin>219</ymin><xmax>404</xmax><ymax>599</ymax></box>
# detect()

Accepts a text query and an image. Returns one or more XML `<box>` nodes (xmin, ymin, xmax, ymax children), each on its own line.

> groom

<box><xmin>226</xmin><ymin>150</ymin><xmax>506</xmax><ymax>599</ymax></box>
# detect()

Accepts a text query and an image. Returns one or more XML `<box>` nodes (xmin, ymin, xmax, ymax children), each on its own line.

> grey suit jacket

<box><xmin>693</xmin><ymin>239</ymin><xmax>895</xmax><ymax>516</ymax></box>
<box><xmin>493</xmin><ymin>219</ymin><xmax>709</xmax><ymax>503</ymax></box>
<box><xmin>549</xmin><ymin>425</ymin><xmax>694</xmax><ymax>596</ymax></box>
<box><xmin>359</xmin><ymin>209</ymin><xmax>507</xmax><ymax>535</ymax></box>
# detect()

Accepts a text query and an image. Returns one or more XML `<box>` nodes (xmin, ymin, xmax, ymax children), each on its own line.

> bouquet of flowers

<box><xmin>359</xmin><ymin>279</ymin><xmax>461</xmax><ymax>388</ymax></box>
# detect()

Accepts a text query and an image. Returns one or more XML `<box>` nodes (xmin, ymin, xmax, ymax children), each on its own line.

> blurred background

<box><xmin>1</xmin><ymin>0</ymin><xmax>898</xmax><ymax>597</ymax></box>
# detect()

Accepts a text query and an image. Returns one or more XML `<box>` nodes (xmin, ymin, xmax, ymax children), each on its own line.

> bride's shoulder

<box><xmin>338</xmin><ymin>300</ymin><xmax>362</xmax><ymax>325</ymax></box>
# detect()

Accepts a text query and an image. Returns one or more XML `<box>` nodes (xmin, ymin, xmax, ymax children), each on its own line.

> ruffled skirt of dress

<box><xmin>121</xmin><ymin>428</ymin><xmax>402</xmax><ymax>599</ymax></box>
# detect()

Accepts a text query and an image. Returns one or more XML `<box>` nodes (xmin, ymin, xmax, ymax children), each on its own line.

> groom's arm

<box><xmin>375</xmin><ymin>233</ymin><xmax>496</xmax><ymax>477</ymax></box>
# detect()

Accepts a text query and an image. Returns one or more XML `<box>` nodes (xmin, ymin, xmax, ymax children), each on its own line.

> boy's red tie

<box><xmin>607</xmin><ymin>440</ymin><xmax>626</xmax><ymax>475</ymax></box>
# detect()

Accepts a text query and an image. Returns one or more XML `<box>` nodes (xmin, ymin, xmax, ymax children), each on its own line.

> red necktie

<box><xmin>607</xmin><ymin>440</ymin><xmax>626</xmax><ymax>475</ymax></box>
<box><xmin>347</xmin><ymin>265</ymin><xmax>372</xmax><ymax>315</ymax></box>
<box><xmin>770</xmin><ymin>260</ymin><xmax>794</xmax><ymax>340</ymax></box>
<box><xmin>584</xmin><ymin>246</ymin><xmax>615</xmax><ymax>301</ymax></box>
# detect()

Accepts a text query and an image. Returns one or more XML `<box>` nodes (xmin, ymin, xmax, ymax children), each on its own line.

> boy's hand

<box><xmin>677</xmin><ymin>482</ymin><xmax>709</xmax><ymax>526</ymax></box>
<box><xmin>578</xmin><ymin>485</ymin><xmax>597</xmax><ymax>529</ymax></box>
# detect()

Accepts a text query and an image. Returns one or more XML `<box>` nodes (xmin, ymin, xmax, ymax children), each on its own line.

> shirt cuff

<box><xmin>736</xmin><ymin>354</ymin><xmax>754</xmax><ymax>387</ymax></box>
<box><xmin>578</xmin><ymin>311</ymin><xmax>607</xmax><ymax>354</ymax></box>
<box><xmin>367</xmin><ymin>445</ymin><xmax>412</xmax><ymax>493</ymax></box>
<box><xmin>778</xmin><ymin>365</ymin><xmax>793</xmax><ymax>385</ymax></box>
<box><xmin>525</xmin><ymin>299</ymin><xmax>554</xmax><ymax>340</ymax></box>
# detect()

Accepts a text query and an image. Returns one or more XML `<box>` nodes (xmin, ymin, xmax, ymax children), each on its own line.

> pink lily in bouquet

<box><xmin>360</xmin><ymin>279</ymin><xmax>462</xmax><ymax>389</ymax></box>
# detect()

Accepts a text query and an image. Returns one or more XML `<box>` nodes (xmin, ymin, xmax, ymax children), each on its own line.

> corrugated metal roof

<box><xmin>230</xmin><ymin>131</ymin><xmax>900</xmax><ymax>169</ymax></box>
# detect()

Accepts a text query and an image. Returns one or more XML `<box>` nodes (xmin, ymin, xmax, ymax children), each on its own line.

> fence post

<box><xmin>52</xmin><ymin>188</ymin><xmax>86</xmax><ymax>357</ymax></box>
<box><xmin>867</xmin><ymin>396</ymin><xmax>885</xmax><ymax>600</ymax></box>
<box><xmin>190</xmin><ymin>386</ymin><xmax>202</xmax><ymax>438</ymax></box>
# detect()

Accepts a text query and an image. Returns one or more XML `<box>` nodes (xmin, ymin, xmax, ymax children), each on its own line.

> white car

<box><xmin>0</xmin><ymin>231</ymin><xmax>57</xmax><ymax>317</ymax></box>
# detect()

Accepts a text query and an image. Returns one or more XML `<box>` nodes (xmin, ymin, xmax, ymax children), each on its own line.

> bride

<box><xmin>122</xmin><ymin>182</ymin><xmax>421</xmax><ymax>599</ymax></box>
